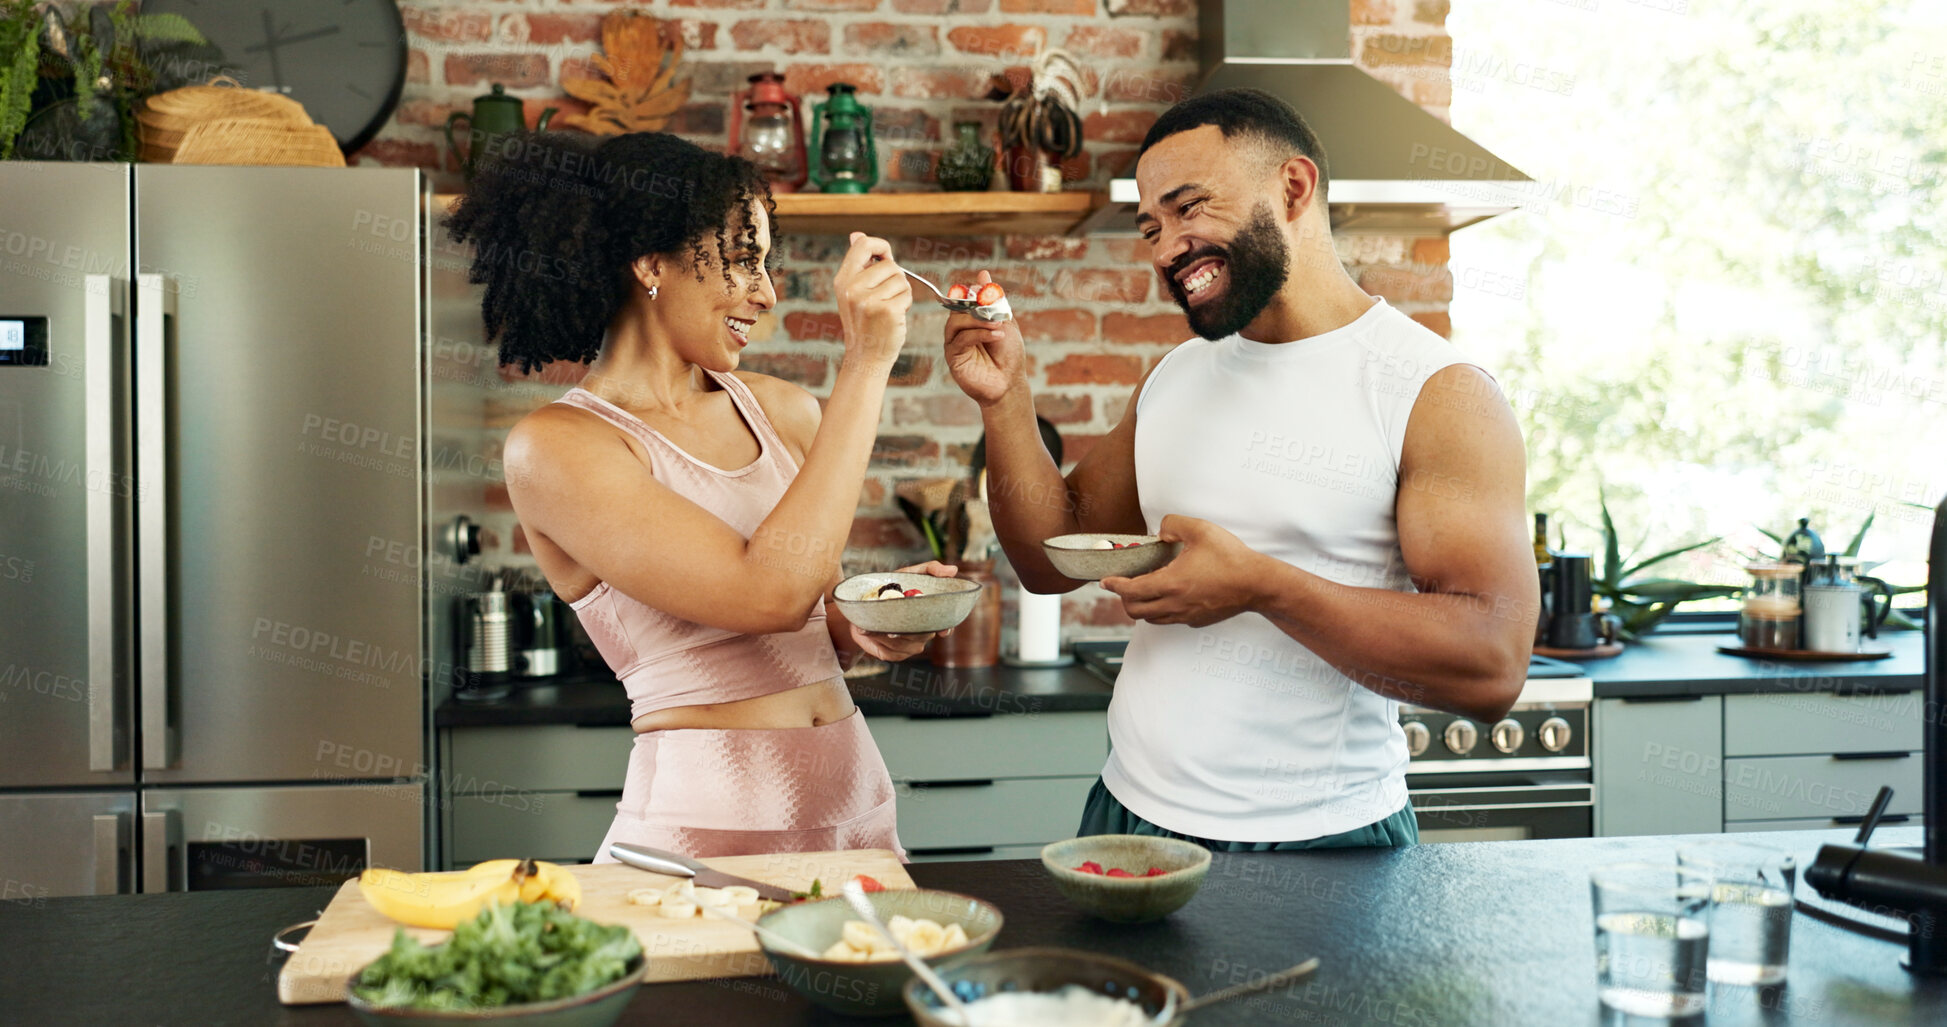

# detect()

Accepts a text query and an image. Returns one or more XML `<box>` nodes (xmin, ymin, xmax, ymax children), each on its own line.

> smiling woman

<box><xmin>444</xmin><ymin>131</ymin><xmax>938</xmax><ymax>862</ymax></box>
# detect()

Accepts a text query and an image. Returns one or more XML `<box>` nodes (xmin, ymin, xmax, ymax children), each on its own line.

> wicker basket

<box><xmin>138</xmin><ymin>75</ymin><xmax>344</xmax><ymax>167</ymax></box>
<box><xmin>171</xmin><ymin>120</ymin><xmax>346</xmax><ymax>167</ymax></box>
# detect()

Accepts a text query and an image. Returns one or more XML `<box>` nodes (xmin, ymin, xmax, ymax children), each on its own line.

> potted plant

<box><xmin>2</xmin><ymin>0</ymin><xmax>213</xmax><ymax>161</ymax></box>
<box><xmin>1581</xmin><ymin>491</ymin><xmax>1741</xmax><ymax>640</ymax></box>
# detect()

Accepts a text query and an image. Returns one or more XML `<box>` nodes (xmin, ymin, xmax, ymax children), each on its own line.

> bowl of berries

<box><xmin>1040</xmin><ymin>834</ymin><xmax>1211</xmax><ymax>923</ymax></box>
<box><xmin>834</xmin><ymin>571</ymin><xmax>984</xmax><ymax>635</ymax></box>
<box><xmin>1041</xmin><ymin>534</ymin><xmax>1182</xmax><ymax>581</ymax></box>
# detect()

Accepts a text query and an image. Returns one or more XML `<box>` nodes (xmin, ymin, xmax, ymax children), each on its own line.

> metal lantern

<box><xmin>808</xmin><ymin>83</ymin><xmax>877</xmax><ymax>194</ymax></box>
<box><xmin>729</xmin><ymin>72</ymin><xmax>807</xmax><ymax>192</ymax></box>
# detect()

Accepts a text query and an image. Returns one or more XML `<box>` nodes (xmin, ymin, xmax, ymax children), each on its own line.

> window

<box><xmin>1448</xmin><ymin>0</ymin><xmax>1942</xmax><ymax>600</ymax></box>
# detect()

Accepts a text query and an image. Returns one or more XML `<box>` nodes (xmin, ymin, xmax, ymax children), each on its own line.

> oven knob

<box><xmin>1491</xmin><ymin>719</ymin><xmax>1525</xmax><ymax>754</ymax></box>
<box><xmin>1538</xmin><ymin>717</ymin><xmax>1572</xmax><ymax>753</ymax></box>
<box><xmin>1403</xmin><ymin>721</ymin><xmax>1431</xmax><ymax>757</ymax></box>
<box><xmin>1443</xmin><ymin>720</ymin><xmax>1478</xmax><ymax>755</ymax></box>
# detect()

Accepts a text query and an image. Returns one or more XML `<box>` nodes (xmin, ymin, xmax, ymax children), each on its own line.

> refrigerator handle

<box><xmin>91</xmin><ymin>812</ymin><xmax>127</xmax><ymax>895</ymax></box>
<box><xmin>85</xmin><ymin>274</ymin><xmax>126</xmax><ymax>772</ymax></box>
<box><xmin>140</xmin><ymin>808</ymin><xmax>181</xmax><ymax>893</ymax></box>
<box><xmin>136</xmin><ymin>274</ymin><xmax>177</xmax><ymax>770</ymax></box>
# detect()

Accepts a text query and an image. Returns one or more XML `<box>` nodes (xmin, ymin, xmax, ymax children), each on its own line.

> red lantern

<box><xmin>729</xmin><ymin>72</ymin><xmax>808</xmax><ymax>192</ymax></box>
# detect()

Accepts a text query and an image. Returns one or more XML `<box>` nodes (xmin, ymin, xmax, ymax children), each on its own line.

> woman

<box><xmin>447</xmin><ymin>131</ymin><xmax>942</xmax><ymax>861</ymax></box>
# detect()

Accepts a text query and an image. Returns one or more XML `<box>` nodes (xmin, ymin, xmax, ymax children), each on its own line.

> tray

<box><xmin>1715</xmin><ymin>645</ymin><xmax>1892</xmax><ymax>662</ymax></box>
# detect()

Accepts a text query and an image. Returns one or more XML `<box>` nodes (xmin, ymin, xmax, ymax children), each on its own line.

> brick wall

<box><xmin>388</xmin><ymin>0</ymin><xmax>1454</xmax><ymax>640</ymax></box>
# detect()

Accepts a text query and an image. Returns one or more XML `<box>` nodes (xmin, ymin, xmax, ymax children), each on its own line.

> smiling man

<box><xmin>943</xmin><ymin>88</ymin><xmax>1539</xmax><ymax>851</ymax></box>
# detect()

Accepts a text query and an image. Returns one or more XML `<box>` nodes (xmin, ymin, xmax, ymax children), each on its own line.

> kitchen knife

<box><xmin>607</xmin><ymin>843</ymin><xmax>798</xmax><ymax>904</ymax></box>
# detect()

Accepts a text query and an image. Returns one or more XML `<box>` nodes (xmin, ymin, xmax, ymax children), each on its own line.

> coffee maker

<box><xmin>1804</xmin><ymin>496</ymin><xmax>1947</xmax><ymax>974</ymax></box>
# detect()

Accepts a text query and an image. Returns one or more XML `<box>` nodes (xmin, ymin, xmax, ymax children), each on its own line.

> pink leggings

<box><xmin>592</xmin><ymin>710</ymin><xmax>906</xmax><ymax>862</ymax></box>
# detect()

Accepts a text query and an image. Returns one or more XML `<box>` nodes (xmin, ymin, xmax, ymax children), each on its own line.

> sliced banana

<box><xmin>841</xmin><ymin>919</ymin><xmax>887</xmax><ymax>953</ymax></box>
<box><xmin>942</xmin><ymin>923</ymin><xmax>969</xmax><ymax>949</ymax></box>
<box><xmin>718</xmin><ymin>885</ymin><xmax>760</xmax><ymax>906</ymax></box>
<box><xmin>659</xmin><ymin>901</ymin><xmax>698</xmax><ymax>920</ymax></box>
<box><xmin>625</xmin><ymin>887</ymin><xmax>664</xmax><ymax>907</ymax></box>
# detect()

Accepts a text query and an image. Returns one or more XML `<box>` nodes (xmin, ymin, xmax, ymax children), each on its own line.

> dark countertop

<box><xmin>6</xmin><ymin>827</ymin><xmax>1938</xmax><ymax>1026</ymax></box>
<box><xmin>436</xmin><ymin>660</ymin><xmax>1114</xmax><ymax>728</ymax></box>
<box><xmin>1580</xmin><ymin>629</ymin><xmax>1923</xmax><ymax>699</ymax></box>
<box><xmin>434</xmin><ymin>630</ymin><xmax>1924</xmax><ymax>728</ymax></box>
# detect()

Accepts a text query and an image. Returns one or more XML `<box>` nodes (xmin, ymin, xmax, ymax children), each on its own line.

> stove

<box><xmin>1072</xmin><ymin>642</ymin><xmax>1598</xmax><ymax>842</ymax></box>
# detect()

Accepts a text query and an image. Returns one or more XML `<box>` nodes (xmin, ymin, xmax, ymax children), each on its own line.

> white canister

<box><xmin>1015</xmin><ymin>587</ymin><xmax>1063</xmax><ymax>662</ymax></box>
<box><xmin>1803</xmin><ymin>585</ymin><xmax>1862</xmax><ymax>653</ymax></box>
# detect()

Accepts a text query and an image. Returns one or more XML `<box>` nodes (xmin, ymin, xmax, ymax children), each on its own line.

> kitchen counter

<box><xmin>436</xmin><ymin>660</ymin><xmax>1114</xmax><ymax>728</ymax></box>
<box><xmin>435</xmin><ymin>629</ymin><xmax>1922</xmax><ymax>728</ymax></box>
<box><xmin>6</xmin><ymin>827</ymin><xmax>1937</xmax><ymax>1026</ymax></box>
<box><xmin>1581</xmin><ymin>628</ymin><xmax>1923</xmax><ymax>699</ymax></box>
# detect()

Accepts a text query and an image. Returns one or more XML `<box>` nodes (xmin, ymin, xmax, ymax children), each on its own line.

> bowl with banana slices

<box><xmin>833</xmin><ymin>572</ymin><xmax>983</xmax><ymax>636</ymax></box>
<box><xmin>754</xmin><ymin>888</ymin><xmax>1003</xmax><ymax>1016</ymax></box>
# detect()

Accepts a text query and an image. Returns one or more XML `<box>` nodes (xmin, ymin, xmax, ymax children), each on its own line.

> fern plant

<box><xmin>0</xmin><ymin>0</ymin><xmax>41</xmax><ymax>159</ymax></box>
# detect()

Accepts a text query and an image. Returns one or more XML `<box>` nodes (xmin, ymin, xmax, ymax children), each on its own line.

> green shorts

<box><xmin>1075</xmin><ymin>777</ymin><xmax>1419</xmax><ymax>851</ymax></box>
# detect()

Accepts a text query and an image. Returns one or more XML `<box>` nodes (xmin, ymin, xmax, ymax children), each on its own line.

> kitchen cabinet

<box><xmin>1594</xmin><ymin>696</ymin><xmax>1724</xmax><ymax>837</ymax></box>
<box><xmin>1720</xmin><ymin>690</ymin><xmax>1925</xmax><ymax>833</ymax></box>
<box><xmin>438</xmin><ymin>710</ymin><xmax>1108</xmax><ymax>866</ymax></box>
<box><xmin>1594</xmin><ymin>689</ymin><xmax>1928</xmax><ymax>838</ymax></box>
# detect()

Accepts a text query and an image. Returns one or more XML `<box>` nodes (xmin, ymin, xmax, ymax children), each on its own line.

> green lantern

<box><xmin>808</xmin><ymin>83</ymin><xmax>877</xmax><ymax>194</ymax></box>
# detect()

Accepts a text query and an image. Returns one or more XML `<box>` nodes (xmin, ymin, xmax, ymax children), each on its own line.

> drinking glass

<box><xmin>1678</xmin><ymin>841</ymin><xmax>1795</xmax><ymax>985</ymax></box>
<box><xmin>1589</xmin><ymin>862</ymin><xmax>1714</xmax><ymax>1017</ymax></box>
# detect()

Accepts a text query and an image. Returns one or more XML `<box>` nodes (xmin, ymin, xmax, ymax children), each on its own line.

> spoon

<box><xmin>1179</xmin><ymin>957</ymin><xmax>1321</xmax><ymax>1013</ymax></box>
<box><xmin>694</xmin><ymin>901</ymin><xmax>826</xmax><ymax>960</ymax></box>
<box><xmin>900</xmin><ymin>268</ymin><xmax>1012</xmax><ymax>323</ymax></box>
<box><xmin>838</xmin><ymin>878</ymin><xmax>971</xmax><ymax>1023</ymax></box>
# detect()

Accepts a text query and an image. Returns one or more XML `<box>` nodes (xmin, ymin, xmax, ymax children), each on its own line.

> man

<box><xmin>942</xmin><ymin>88</ymin><xmax>1538</xmax><ymax>851</ymax></box>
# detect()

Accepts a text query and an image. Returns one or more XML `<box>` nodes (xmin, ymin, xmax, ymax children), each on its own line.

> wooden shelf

<box><xmin>770</xmin><ymin>190</ymin><xmax>1106</xmax><ymax>237</ymax></box>
<box><xmin>434</xmin><ymin>190</ymin><xmax>1107</xmax><ymax>237</ymax></box>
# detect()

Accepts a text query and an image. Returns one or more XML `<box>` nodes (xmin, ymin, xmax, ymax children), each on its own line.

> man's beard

<box><xmin>1163</xmin><ymin>202</ymin><xmax>1290</xmax><ymax>340</ymax></box>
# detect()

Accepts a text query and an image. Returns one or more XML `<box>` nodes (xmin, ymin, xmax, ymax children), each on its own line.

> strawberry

<box><xmin>1145</xmin><ymin>867</ymin><xmax>1168</xmax><ymax>877</ymax></box>
<box><xmin>976</xmin><ymin>283</ymin><xmax>1004</xmax><ymax>306</ymax></box>
<box><xmin>852</xmin><ymin>874</ymin><xmax>885</xmax><ymax>893</ymax></box>
<box><xmin>948</xmin><ymin>283</ymin><xmax>970</xmax><ymax>300</ymax></box>
<box><xmin>1105</xmin><ymin>867</ymin><xmax>1133</xmax><ymax>878</ymax></box>
<box><xmin>1075</xmin><ymin>861</ymin><xmax>1104</xmax><ymax>875</ymax></box>
<box><xmin>902</xmin><ymin>589</ymin><xmax>922</xmax><ymax>598</ymax></box>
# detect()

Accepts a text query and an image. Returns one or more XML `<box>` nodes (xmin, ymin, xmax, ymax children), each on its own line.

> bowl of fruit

<box><xmin>1040</xmin><ymin>835</ymin><xmax>1211</xmax><ymax>924</ymax></box>
<box><xmin>834</xmin><ymin>571</ymin><xmax>983</xmax><ymax>635</ymax></box>
<box><xmin>1041</xmin><ymin>534</ymin><xmax>1181</xmax><ymax>581</ymax></box>
<box><xmin>754</xmin><ymin>885</ymin><xmax>1004</xmax><ymax>1017</ymax></box>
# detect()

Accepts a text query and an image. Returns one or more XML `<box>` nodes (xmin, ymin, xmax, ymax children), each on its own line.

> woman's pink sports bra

<box><xmin>552</xmin><ymin>371</ymin><xmax>843</xmax><ymax>721</ymax></box>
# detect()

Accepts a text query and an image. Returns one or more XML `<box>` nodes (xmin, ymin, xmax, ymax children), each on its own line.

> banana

<box><xmin>359</xmin><ymin>858</ymin><xmax>583</xmax><ymax>928</ymax></box>
<box><xmin>359</xmin><ymin>861</ymin><xmax>525</xmax><ymax>930</ymax></box>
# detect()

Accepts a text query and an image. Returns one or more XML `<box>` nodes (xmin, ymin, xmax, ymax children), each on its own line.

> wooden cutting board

<box><xmin>277</xmin><ymin>849</ymin><xmax>913</xmax><ymax>1005</ymax></box>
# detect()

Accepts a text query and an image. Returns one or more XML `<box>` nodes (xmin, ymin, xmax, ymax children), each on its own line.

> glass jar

<box><xmin>1740</xmin><ymin>563</ymin><xmax>1801</xmax><ymax>649</ymax></box>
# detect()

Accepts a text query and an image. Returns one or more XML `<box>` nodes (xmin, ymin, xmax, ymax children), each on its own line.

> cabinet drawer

<box><xmin>449</xmin><ymin>792</ymin><xmax>616</xmax><ymax>865</ymax></box>
<box><xmin>907</xmin><ymin>844</ymin><xmax>1050</xmax><ymax>863</ymax></box>
<box><xmin>1727</xmin><ymin>815</ymin><xmax>1924</xmax><ymax>835</ymax></box>
<box><xmin>1724</xmin><ymin>692</ymin><xmax>1922</xmax><ymax>757</ymax></box>
<box><xmin>449</xmin><ymin>726</ymin><xmax>636</xmax><ymax>793</ymax></box>
<box><xmin>1722</xmin><ymin>754</ymin><xmax>1921</xmax><ymax>822</ymax></box>
<box><xmin>895</xmin><ymin>777</ymin><xmax>1095</xmax><ymax>850</ymax></box>
<box><xmin>868</xmin><ymin>712</ymin><xmax>1106</xmax><ymax>783</ymax></box>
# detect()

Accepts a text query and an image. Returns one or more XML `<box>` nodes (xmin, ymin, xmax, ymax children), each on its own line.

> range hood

<box><xmin>1098</xmin><ymin>1</ymin><xmax>1532</xmax><ymax>236</ymax></box>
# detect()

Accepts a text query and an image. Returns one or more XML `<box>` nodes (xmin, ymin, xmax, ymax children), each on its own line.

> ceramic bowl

<box><xmin>904</xmin><ymin>947</ymin><xmax>1188</xmax><ymax>1027</ymax></box>
<box><xmin>346</xmin><ymin>955</ymin><xmax>643</xmax><ymax>1027</ymax></box>
<box><xmin>1040</xmin><ymin>835</ymin><xmax>1212</xmax><ymax>923</ymax></box>
<box><xmin>754</xmin><ymin>889</ymin><xmax>1004</xmax><ymax>1017</ymax></box>
<box><xmin>1041</xmin><ymin>534</ymin><xmax>1181</xmax><ymax>580</ymax></box>
<box><xmin>834</xmin><ymin>572</ymin><xmax>982</xmax><ymax>635</ymax></box>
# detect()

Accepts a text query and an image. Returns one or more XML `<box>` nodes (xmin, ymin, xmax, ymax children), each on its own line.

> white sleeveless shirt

<box><xmin>1102</xmin><ymin>296</ymin><xmax>1482</xmax><ymax>842</ymax></box>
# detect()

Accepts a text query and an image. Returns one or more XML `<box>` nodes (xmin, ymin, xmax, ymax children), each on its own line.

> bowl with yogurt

<box><xmin>1041</xmin><ymin>534</ymin><xmax>1181</xmax><ymax>581</ymax></box>
<box><xmin>904</xmin><ymin>947</ymin><xmax>1188</xmax><ymax>1027</ymax></box>
<box><xmin>834</xmin><ymin>571</ymin><xmax>984</xmax><ymax>635</ymax></box>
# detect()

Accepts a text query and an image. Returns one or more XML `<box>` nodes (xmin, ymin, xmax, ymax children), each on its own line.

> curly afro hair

<box><xmin>444</xmin><ymin>131</ymin><xmax>775</xmax><ymax>375</ymax></box>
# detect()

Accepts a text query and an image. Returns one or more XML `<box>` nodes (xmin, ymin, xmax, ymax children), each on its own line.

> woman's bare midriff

<box><xmin>629</xmin><ymin>675</ymin><xmax>855</xmax><ymax>733</ymax></box>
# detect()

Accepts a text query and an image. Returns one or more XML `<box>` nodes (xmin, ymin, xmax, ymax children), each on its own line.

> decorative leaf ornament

<box><xmin>560</xmin><ymin>12</ymin><xmax>691</xmax><ymax>135</ymax></box>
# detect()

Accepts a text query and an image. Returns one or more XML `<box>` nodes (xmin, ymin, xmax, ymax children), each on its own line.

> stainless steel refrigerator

<box><xmin>0</xmin><ymin>163</ymin><xmax>428</xmax><ymax>897</ymax></box>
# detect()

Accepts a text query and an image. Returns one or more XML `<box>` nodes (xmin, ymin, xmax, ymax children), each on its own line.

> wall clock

<box><xmin>142</xmin><ymin>0</ymin><xmax>408</xmax><ymax>154</ymax></box>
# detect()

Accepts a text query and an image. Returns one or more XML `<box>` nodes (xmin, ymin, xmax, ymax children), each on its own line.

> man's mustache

<box><xmin>1165</xmin><ymin>245</ymin><xmax>1229</xmax><ymax>287</ymax></box>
